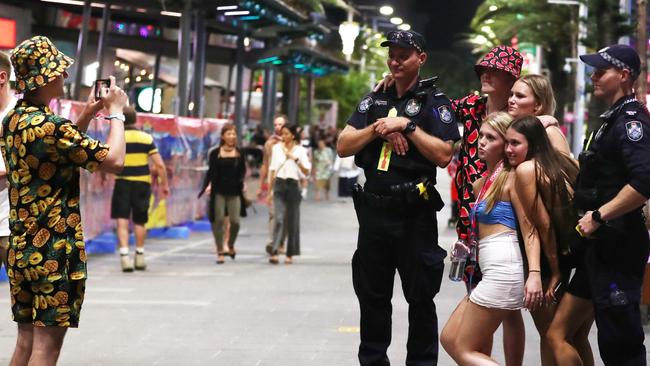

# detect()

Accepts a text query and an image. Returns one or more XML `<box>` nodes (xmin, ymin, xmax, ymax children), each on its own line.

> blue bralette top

<box><xmin>473</xmin><ymin>200</ymin><xmax>517</xmax><ymax>230</ymax></box>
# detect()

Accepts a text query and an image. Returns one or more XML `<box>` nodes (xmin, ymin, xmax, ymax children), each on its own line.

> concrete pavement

<box><xmin>0</xmin><ymin>169</ymin><xmax>646</xmax><ymax>365</ymax></box>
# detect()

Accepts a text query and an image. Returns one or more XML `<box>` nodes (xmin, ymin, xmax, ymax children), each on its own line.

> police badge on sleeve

<box><xmin>626</xmin><ymin>121</ymin><xmax>643</xmax><ymax>141</ymax></box>
<box><xmin>358</xmin><ymin>96</ymin><xmax>373</xmax><ymax>113</ymax></box>
<box><xmin>437</xmin><ymin>105</ymin><xmax>453</xmax><ymax>123</ymax></box>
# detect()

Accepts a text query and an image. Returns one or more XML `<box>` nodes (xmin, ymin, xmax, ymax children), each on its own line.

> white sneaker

<box><xmin>120</xmin><ymin>255</ymin><xmax>134</xmax><ymax>272</ymax></box>
<box><xmin>134</xmin><ymin>253</ymin><xmax>147</xmax><ymax>271</ymax></box>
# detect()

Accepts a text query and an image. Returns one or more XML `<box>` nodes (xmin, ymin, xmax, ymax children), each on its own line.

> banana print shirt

<box><xmin>0</xmin><ymin>99</ymin><xmax>109</xmax><ymax>283</ymax></box>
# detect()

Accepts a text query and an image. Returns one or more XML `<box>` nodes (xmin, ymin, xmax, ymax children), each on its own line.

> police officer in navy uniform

<box><xmin>575</xmin><ymin>44</ymin><xmax>650</xmax><ymax>365</ymax></box>
<box><xmin>337</xmin><ymin>30</ymin><xmax>460</xmax><ymax>366</ymax></box>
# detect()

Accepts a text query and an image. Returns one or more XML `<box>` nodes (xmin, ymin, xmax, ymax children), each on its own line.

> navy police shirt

<box><xmin>590</xmin><ymin>95</ymin><xmax>650</xmax><ymax>199</ymax></box>
<box><xmin>347</xmin><ymin>80</ymin><xmax>460</xmax><ymax>192</ymax></box>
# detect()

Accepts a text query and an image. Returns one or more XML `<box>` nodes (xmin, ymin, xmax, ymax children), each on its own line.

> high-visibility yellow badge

<box><xmin>377</xmin><ymin>107</ymin><xmax>398</xmax><ymax>171</ymax></box>
<box><xmin>416</xmin><ymin>182</ymin><xmax>429</xmax><ymax>200</ymax></box>
<box><xmin>377</xmin><ymin>142</ymin><xmax>392</xmax><ymax>171</ymax></box>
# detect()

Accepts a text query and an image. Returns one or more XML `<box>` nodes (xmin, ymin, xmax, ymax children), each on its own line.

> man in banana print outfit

<box><xmin>1</xmin><ymin>36</ymin><xmax>127</xmax><ymax>365</ymax></box>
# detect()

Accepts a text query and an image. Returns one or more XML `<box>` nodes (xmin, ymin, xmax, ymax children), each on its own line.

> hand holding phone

<box><xmin>94</xmin><ymin>79</ymin><xmax>111</xmax><ymax>100</ymax></box>
<box><xmin>552</xmin><ymin>281</ymin><xmax>564</xmax><ymax>304</ymax></box>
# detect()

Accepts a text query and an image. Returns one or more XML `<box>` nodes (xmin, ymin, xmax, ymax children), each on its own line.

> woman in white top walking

<box><xmin>269</xmin><ymin>123</ymin><xmax>311</xmax><ymax>264</ymax></box>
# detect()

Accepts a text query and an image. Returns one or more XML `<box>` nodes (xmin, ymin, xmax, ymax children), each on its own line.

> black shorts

<box><xmin>111</xmin><ymin>180</ymin><xmax>151</xmax><ymax>224</ymax></box>
<box><xmin>566</xmin><ymin>266</ymin><xmax>591</xmax><ymax>299</ymax></box>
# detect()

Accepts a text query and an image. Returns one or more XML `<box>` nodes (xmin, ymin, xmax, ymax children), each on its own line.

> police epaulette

<box><xmin>418</xmin><ymin>76</ymin><xmax>438</xmax><ymax>89</ymax></box>
<box><xmin>416</xmin><ymin>76</ymin><xmax>439</xmax><ymax>98</ymax></box>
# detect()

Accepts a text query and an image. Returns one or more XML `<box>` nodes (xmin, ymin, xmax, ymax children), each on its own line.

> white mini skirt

<box><xmin>469</xmin><ymin>231</ymin><xmax>525</xmax><ymax>310</ymax></box>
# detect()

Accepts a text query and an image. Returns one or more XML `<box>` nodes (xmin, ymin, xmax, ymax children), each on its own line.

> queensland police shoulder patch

<box><xmin>437</xmin><ymin>105</ymin><xmax>453</xmax><ymax>123</ymax></box>
<box><xmin>626</xmin><ymin>121</ymin><xmax>643</xmax><ymax>141</ymax></box>
<box><xmin>358</xmin><ymin>96</ymin><xmax>373</xmax><ymax>113</ymax></box>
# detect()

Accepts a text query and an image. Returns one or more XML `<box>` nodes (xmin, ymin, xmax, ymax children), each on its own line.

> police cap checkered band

<box><xmin>599</xmin><ymin>51</ymin><xmax>635</xmax><ymax>76</ymax></box>
<box><xmin>380</xmin><ymin>30</ymin><xmax>426</xmax><ymax>52</ymax></box>
<box><xmin>580</xmin><ymin>44</ymin><xmax>640</xmax><ymax>79</ymax></box>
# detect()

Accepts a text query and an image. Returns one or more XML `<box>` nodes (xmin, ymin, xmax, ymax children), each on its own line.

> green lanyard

<box><xmin>584</xmin><ymin>131</ymin><xmax>594</xmax><ymax>151</ymax></box>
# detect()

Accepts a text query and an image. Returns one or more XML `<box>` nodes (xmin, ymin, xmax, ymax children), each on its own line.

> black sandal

<box><xmin>216</xmin><ymin>253</ymin><xmax>225</xmax><ymax>264</ymax></box>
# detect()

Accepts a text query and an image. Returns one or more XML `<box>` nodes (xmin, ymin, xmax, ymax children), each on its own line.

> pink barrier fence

<box><xmin>50</xmin><ymin>99</ymin><xmax>228</xmax><ymax>240</ymax></box>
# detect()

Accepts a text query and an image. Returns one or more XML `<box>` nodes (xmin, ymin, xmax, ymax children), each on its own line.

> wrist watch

<box><xmin>104</xmin><ymin>113</ymin><xmax>126</xmax><ymax>122</ymax></box>
<box><xmin>403</xmin><ymin>120</ymin><xmax>417</xmax><ymax>134</ymax></box>
<box><xmin>592</xmin><ymin>209</ymin><xmax>606</xmax><ymax>224</ymax></box>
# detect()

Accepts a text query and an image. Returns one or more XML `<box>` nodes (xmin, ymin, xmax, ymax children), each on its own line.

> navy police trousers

<box><xmin>352</xmin><ymin>191</ymin><xmax>445</xmax><ymax>366</ymax></box>
<box><xmin>583</xmin><ymin>218</ymin><xmax>649</xmax><ymax>366</ymax></box>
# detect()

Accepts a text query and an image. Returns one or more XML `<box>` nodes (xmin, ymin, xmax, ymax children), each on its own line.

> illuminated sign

<box><xmin>0</xmin><ymin>18</ymin><xmax>16</xmax><ymax>49</ymax></box>
<box><xmin>137</xmin><ymin>87</ymin><xmax>162</xmax><ymax>113</ymax></box>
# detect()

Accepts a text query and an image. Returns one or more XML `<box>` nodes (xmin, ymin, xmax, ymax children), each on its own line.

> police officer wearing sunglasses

<box><xmin>337</xmin><ymin>30</ymin><xmax>460</xmax><ymax>365</ymax></box>
<box><xmin>574</xmin><ymin>44</ymin><xmax>650</xmax><ymax>365</ymax></box>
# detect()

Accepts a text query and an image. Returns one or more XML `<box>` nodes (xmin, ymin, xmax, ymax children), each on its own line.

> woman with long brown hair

<box><xmin>198</xmin><ymin>123</ymin><xmax>246</xmax><ymax>264</ymax></box>
<box><xmin>505</xmin><ymin>116</ymin><xmax>593</xmax><ymax>366</ymax></box>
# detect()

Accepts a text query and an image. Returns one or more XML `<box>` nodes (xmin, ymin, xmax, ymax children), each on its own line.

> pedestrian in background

<box><xmin>0</xmin><ymin>51</ymin><xmax>17</xmax><ymax>271</ymax></box>
<box><xmin>112</xmin><ymin>106</ymin><xmax>169</xmax><ymax>272</ymax></box>
<box><xmin>333</xmin><ymin>155</ymin><xmax>360</xmax><ymax>198</ymax></box>
<box><xmin>198</xmin><ymin>123</ymin><xmax>246</xmax><ymax>264</ymax></box>
<box><xmin>312</xmin><ymin>137</ymin><xmax>334</xmax><ymax>201</ymax></box>
<box><xmin>268</xmin><ymin>123</ymin><xmax>311</xmax><ymax>264</ymax></box>
<box><xmin>573</xmin><ymin>44</ymin><xmax>650</xmax><ymax>366</ymax></box>
<box><xmin>259</xmin><ymin>114</ymin><xmax>287</xmax><ymax>255</ymax></box>
<box><xmin>2</xmin><ymin>36</ymin><xmax>127</xmax><ymax>366</ymax></box>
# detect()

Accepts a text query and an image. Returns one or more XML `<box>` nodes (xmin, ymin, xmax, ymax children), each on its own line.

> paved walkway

<box><xmin>0</xmin><ymin>170</ymin><xmax>646</xmax><ymax>365</ymax></box>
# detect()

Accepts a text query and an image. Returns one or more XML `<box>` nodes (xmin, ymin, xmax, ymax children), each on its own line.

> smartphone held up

<box><xmin>94</xmin><ymin>79</ymin><xmax>110</xmax><ymax>100</ymax></box>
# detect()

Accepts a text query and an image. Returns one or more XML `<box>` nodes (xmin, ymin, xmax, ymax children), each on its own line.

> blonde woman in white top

<box><xmin>269</xmin><ymin>123</ymin><xmax>311</xmax><ymax>264</ymax></box>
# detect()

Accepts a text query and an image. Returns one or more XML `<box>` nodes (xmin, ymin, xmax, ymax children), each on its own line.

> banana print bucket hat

<box><xmin>10</xmin><ymin>35</ymin><xmax>74</xmax><ymax>93</ymax></box>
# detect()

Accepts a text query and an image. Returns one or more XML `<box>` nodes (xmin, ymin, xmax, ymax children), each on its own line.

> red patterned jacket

<box><xmin>451</xmin><ymin>93</ymin><xmax>488</xmax><ymax>286</ymax></box>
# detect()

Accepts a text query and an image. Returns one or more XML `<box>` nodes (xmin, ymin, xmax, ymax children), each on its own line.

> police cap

<box><xmin>580</xmin><ymin>44</ymin><xmax>641</xmax><ymax>80</ymax></box>
<box><xmin>380</xmin><ymin>30</ymin><xmax>426</xmax><ymax>53</ymax></box>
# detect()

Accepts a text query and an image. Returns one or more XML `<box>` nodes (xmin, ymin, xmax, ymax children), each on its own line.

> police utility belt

<box><xmin>352</xmin><ymin>177</ymin><xmax>444</xmax><ymax>211</ymax></box>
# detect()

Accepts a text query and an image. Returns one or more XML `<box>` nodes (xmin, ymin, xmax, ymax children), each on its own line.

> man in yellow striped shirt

<box><xmin>111</xmin><ymin>107</ymin><xmax>169</xmax><ymax>271</ymax></box>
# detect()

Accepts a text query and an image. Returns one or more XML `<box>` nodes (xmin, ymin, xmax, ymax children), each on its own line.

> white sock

<box><xmin>119</xmin><ymin>247</ymin><xmax>129</xmax><ymax>256</ymax></box>
<box><xmin>135</xmin><ymin>248</ymin><xmax>144</xmax><ymax>254</ymax></box>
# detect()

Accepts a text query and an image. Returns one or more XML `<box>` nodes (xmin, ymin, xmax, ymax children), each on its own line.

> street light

<box><xmin>379</xmin><ymin>5</ymin><xmax>393</xmax><ymax>16</ymax></box>
<box><xmin>398</xmin><ymin>23</ymin><xmax>411</xmax><ymax>31</ymax></box>
<box><xmin>548</xmin><ymin>0</ymin><xmax>588</xmax><ymax>158</ymax></box>
<box><xmin>339</xmin><ymin>21</ymin><xmax>360</xmax><ymax>61</ymax></box>
<box><xmin>390</xmin><ymin>17</ymin><xmax>403</xmax><ymax>25</ymax></box>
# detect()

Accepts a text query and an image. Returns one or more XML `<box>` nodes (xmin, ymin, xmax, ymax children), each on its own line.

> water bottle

<box><xmin>448</xmin><ymin>237</ymin><xmax>470</xmax><ymax>282</ymax></box>
<box><xmin>609</xmin><ymin>283</ymin><xmax>629</xmax><ymax>306</ymax></box>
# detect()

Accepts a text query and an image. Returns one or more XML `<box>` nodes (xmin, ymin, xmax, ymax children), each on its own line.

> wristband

<box><xmin>104</xmin><ymin>113</ymin><xmax>125</xmax><ymax>122</ymax></box>
<box><xmin>529</xmin><ymin>270</ymin><xmax>541</xmax><ymax>273</ymax></box>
